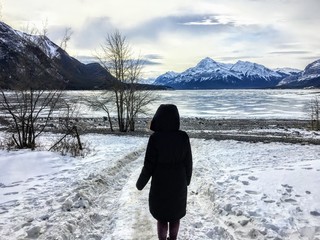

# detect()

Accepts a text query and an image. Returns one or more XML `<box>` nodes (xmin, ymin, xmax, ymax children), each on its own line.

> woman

<box><xmin>136</xmin><ymin>104</ymin><xmax>193</xmax><ymax>240</ymax></box>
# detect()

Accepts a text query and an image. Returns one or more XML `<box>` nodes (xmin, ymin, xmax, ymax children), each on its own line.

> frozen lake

<box><xmin>66</xmin><ymin>89</ymin><xmax>320</xmax><ymax>119</ymax></box>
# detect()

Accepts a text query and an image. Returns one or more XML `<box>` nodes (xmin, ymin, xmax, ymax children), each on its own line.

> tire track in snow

<box><xmin>101</xmin><ymin>150</ymin><xmax>157</xmax><ymax>240</ymax></box>
<box><xmin>37</xmin><ymin>147</ymin><xmax>148</xmax><ymax>240</ymax></box>
<box><xmin>94</xmin><ymin>147</ymin><xmax>150</xmax><ymax>240</ymax></box>
<box><xmin>103</xmin><ymin>156</ymin><xmax>156</xmax><ymax>240</ymax></box>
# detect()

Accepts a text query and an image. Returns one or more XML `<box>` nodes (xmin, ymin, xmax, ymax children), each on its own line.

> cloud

<box><xmin>76</xmin><ymin>55</ymin><xmax>99</xmax><ymax>64</ymax></box>
<box><xmin>144</xmin><ymin>54</ymin><xmax>163</xmax><ymax>60</ymax></box>
<box><xmin>73</xmin><ymin>17</ymin><xmax>116</xmax><ymax>49</ymax></box>
<box><xmin>142</xmin><ymin>54</ymin><xmax>163</xmax><ymax>66</ymax></box>
<box><xmin>269</xmin><ymin>51</ymin><xmax>311</xmax><ymax>55</ymax></box>
<box><xmin>142</xmin><ymin>59</ymin><xmax>163</xmax><ymax>66</ymax></box>
<box><xmin>182</xmin><ymin>17</ymin><xmax>222</xmax><ymax>26</ymax></box>
<box><xmin>125</xmin><ymin>14</ymin><xmax>236</xmax><ymax>41</ymax></box>
<box><xmin>218</xmin><ymin>55</ymin><xmax>263</xmax><ymax>62</ymax></box>
<box><xmin>298</xmin><ymin>56</ymin><xmax>320</xmax><ymax>61</ymax></box>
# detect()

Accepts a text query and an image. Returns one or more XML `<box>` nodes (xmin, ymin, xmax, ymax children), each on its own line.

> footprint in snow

<box><xmin>245</xmin><ymin>190</ymin><xmax>259</xmax><ymax>195</ymax></box>
<box><xmin>248</xmin><ymin>176</ymin><xmax>258</xmax><ymax>181</ymax></box>
<box><xmin>36</xmin><ymin>175</ymin><xmax>46</xmax><ymax>178</ymax></box>
<box><xmin>0</xmin><ymin>210</ymin><xmax>9</xmax><ymax>214</ymax></box>
<box><xmin>302</xmin><ymin>167</ymin><xmax>313</xmax><ymax>170</ymax></box>
<box><xmin>310</xmin><ymin>211</ymin><xmax>320</xmax><ymax>216</ymax></box>
<box><xmin>240</xmin><ymin>173</ymin><xmax>249</xmax><ymax>176</ymax></box>
<box><xmin>11</xmin><ymin>181</ymin><xmax>23</xmax><ymax>184</ymax></box>
<box><xmin>3</xmin><ymin>192</ymin><xmax>19</xmax><ymax>196</ymax></box>
<box><xmin>192</xmin><ymin>222</ymin><xmax>203</xmax><ymax>229</ymax></box>
<box><xmin>242</xmin><ymin>181</ymin><xmax>250</xmax><ymax>185</ymax></box>
<box><xmin>283</xmin><ymin>198</ymin><xmax>297</xmax><ymax>203</ymax></box>
<box><xmin>3</xmin><ymin>183</ymin><xmax>20</xmax><ymax>188</ymax></box>
<box><xmin>231</xmin><ymin>175</ymin><xmax>239</xmax><ymax>181</ymax></box>
<box><xmin>274</xmin><ymin>167</ymin><xmax>284</xmax><ymax>170</ymax></box>
<box><xmin>281</xmin><ymin>184</ymin><xmax>293</xmax><ymax>189</ymax></box>
<box><xmin>0</xmin><ymin>200</ymin><xmax>20</xmax><ymax>208</ymax></box>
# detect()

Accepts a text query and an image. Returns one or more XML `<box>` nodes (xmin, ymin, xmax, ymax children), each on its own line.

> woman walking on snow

<box><xmin>136</xmin><ymin>104</ymin><xmax>193</xmax><ymax>240</ymax></box>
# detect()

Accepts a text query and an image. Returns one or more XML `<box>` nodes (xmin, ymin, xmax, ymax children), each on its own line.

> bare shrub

<box><xmin>0</xmin><ymin>133</ymin><xmax>16</xmax><ymax>151</ymax></box>
<box><xmin>50</xmin><ymin>137</ymin><xmax>90</xmax><ymax>157</ymax></box>
<box><xmin>48</xmin><ymin>100</ymin><xmax>84</xmax><ymax>155</ymax></box>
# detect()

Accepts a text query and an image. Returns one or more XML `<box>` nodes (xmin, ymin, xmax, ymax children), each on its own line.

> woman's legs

<box><xmin>157</xmin><ymin>220</ymin><xmax>180</xmax><ymax>240</ymax></box>
<box><xmin>169</xmin><ymin>220</ymin><xmax>180</xmax><ymax>240</ymax></box>
<box><xmin>157</xmin><ymin>221</ymin><xmax>168</xmax><ymax>240</ymax></box>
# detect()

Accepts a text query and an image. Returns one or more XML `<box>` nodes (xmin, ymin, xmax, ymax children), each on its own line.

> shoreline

<box><xmin>77</xmin><ymin>117</ymin><xmax>320</xmax><ymax>145</ymax></box>
<box><xmin>1</xmin><ymin>117</ymin><xmax>319</xmax><ymax>145</ymax></box>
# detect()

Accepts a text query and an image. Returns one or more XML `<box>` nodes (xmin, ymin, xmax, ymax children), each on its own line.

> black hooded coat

<box><xmin>136</xmin><ymin>104</ymin><xmax>193</xmax><ymax>222</ymax></box>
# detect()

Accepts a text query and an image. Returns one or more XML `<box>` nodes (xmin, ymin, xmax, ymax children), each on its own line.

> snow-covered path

<box><xmin>1</xmin><ymin>135</ymin><xmax>320</xmax><ymax>239</ymax></box>
<box><xmin>102</xmin><ymin>139</ymin><xmax>320</xmax><ymax>240</ymax></box>
<box><xmin>100</xmin><ymin>139</ymin><xmax>236</xmax><ymax>240</ymax></box>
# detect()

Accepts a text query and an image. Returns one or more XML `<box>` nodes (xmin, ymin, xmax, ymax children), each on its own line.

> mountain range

<box><xmin>1</xmin><ymin>20</ymin><xmax>319</xmax><ymax>90</ymax></box>
<box><xmin>154</xmin><ymin>57</ymin><xmax>320</xmax><ymax>89</ymax></box>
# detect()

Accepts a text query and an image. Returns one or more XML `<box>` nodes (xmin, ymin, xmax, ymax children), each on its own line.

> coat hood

<box><xmin>150</xmin><ymin>104</ymin><xmax>180</xmax><ymax>132</ymax></box>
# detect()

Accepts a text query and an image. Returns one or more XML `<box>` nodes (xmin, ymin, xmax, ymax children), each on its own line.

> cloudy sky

<box><xmin>2</xmin><ymin>0</ymin><xmax>320</xmax><ymax>78</ymax></box>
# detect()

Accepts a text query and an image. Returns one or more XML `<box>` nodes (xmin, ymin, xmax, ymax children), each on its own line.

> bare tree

<box><xmin>98</xmin><ymin>30</ymin><xmax>129</xmax><ymax>132</ymax></box>
<box><xmin>0</xmin><ymin>24</ymin><xmax>70</xmax><ymax>149</ymax></box>
<box><xmin>96</xmin><ymin>30</ymin><xmax>154</xmax><ymax>132</ymax></box>
<box><xmin>310</xmin><ymin>96</ymin><xmax>320</xmax><ymax>130</ymax></box>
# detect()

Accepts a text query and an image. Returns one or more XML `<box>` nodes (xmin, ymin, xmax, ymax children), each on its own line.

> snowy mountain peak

<box><xmin>306</xmin><ymin>59</ymin><xmax>320</xmax><ymax>71</ymax></box>
<box><xmin>163</xmin><ymin>71</ymin><xmax>179</xmax><ymax>78</ymax></box>
<box><xmin>196</xmin><ymin>57</ymin><xmax>220</xmax><ymax>69</ymax></box>
<box><xmin>232</xmin><ymin>60</ymin><xmax>259</xmax><ymax>71</ymax></box>
<box><xmin>233</xmin><ymin>60</ymin><xmax>256</xmax><ymax>67</ymax></box>
<box><xmin>0</xmin><ymin>21</ymin><xmax>60</xmax><ymax>60</ymax></box>
<box><xmin>297</xmin><ymin>59</ymin><xmax>320</xmax><ymax>82</ymax></box>
<box><xmin>231</xmin><ymin>60</ymin><xmax>281</xmax><ymax>79</ymax></box>
<box><xmin>152</xmin><ymin>71</ymin><xmax>179</xmax><ymax>85</ymax></box>
<box><xmin>274</xmin><ymin>68</ymin><xmax>301</xmax><ymax>75</ymax></box>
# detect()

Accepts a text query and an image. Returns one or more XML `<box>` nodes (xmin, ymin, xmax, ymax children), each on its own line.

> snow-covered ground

<box><xmin>1</xmin><ymin>133</ymin><xmax>320</xmax><ymax>239</ymax></box>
